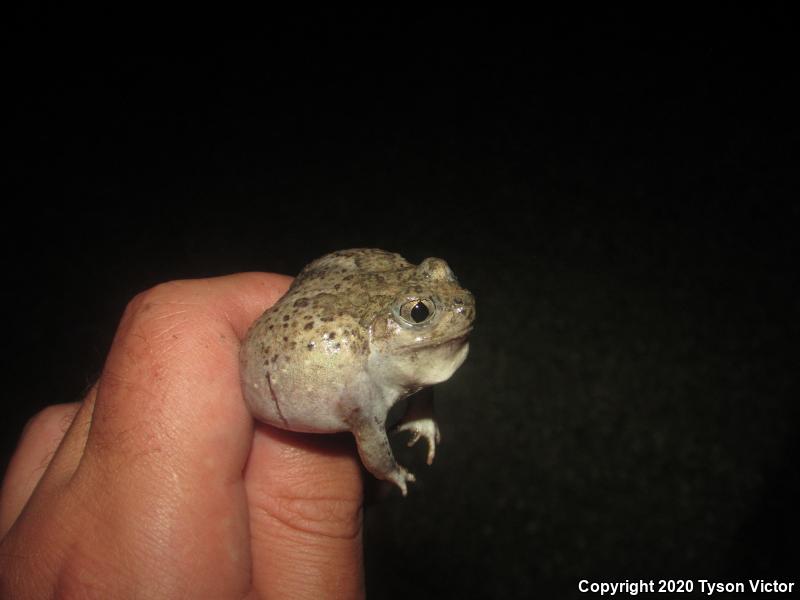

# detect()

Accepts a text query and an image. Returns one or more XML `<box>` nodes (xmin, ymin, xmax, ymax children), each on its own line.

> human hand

<box><xmin>0</xmin><ymin>274</ymin><xmax>365</xmax><ymax>599</ymax></box>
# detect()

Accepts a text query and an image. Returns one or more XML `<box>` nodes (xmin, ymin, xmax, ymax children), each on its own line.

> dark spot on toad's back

<box><xmin>307</xmin><ymin>342</ymin><xmax>315</xmax><ymax>350</ymax></box>
<box><xmin>271</xmin><ymin>354</ymin><xmax>278</xmax><ymax>363</ymax></box>
<box><xmin>283</xmin><ymin>336</ymin><xmax>288</xmax><ymax>342</ymax></box>
<box><xmin>328</xmin><ymin>332</ymin><xmax>336</xmax><ymax>340</ymax></box>
<box><xmin>304</xmin><ymin>322</ymin><xmax>314</xmax><ymax>330</ymax></box>
<box><xmin>321</xmin><ymin>316</ymin><xmax>334</xmax><ymax>322</ymax></box>
<box><xmin>282</xmin><ymin>314</ymin><xmax>290</xmax><ymax>322</ymax></box>
<box><xmin>294</xmin><ymin>298</ymin><xmax>309</xmax><ymax>308</ymax></box>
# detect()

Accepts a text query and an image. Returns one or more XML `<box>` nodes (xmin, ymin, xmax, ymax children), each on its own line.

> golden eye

<box><xmin>398</xmin><ymin>298</ymin><xmax>435</xmax><ymax>325</ymax></box>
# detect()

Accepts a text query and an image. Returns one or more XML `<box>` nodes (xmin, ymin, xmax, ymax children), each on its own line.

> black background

<box><xmin>4</xmin><ymin>8</ymin><xmax>798</xmax><ymax>598</ymax></box>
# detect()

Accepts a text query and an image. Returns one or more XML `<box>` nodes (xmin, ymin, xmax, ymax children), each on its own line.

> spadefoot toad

<box><xmin>240</xmin><ymin>248</ymin><xmax>475</xmax><ymax>494</ymax></box>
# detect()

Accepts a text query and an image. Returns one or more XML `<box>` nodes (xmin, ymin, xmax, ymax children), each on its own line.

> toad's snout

<box><xmin>452</xmin><ymin>289</ymin><xmax>476</xmax><ymax>327</ymax></box>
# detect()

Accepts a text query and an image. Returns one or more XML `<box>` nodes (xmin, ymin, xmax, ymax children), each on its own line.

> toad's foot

<box><xmin>395</xmin><ymin>418</ymin><xmax>441</xmax><ymax>465</ymax></box>
<box><xmin>386</xmin><ymin>465</ymin><xmax>416</xmax><ymax>496</ymax></box>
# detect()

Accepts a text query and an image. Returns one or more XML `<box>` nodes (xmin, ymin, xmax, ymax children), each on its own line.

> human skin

<box><xmin>0</xmin><ymin>273</ymin><xmax>365</xmax><ymax>599</ymax></box>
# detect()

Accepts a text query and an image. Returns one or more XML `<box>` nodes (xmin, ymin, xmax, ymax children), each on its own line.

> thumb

<box><xmin>244</xmin><ymin>423</ymin><xmax>365</xmax><ymax>599</ymax></box>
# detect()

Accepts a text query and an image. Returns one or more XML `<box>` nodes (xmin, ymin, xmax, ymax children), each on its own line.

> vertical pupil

<box><xmin>410</xmin><ymin>302</ymin><xmax>429</xmax><ymax>322</ymax></box>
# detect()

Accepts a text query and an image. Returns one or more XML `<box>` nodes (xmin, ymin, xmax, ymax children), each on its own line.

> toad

<box><xmin>240</xmin><ymin>249</ymin><xmax>475</xmax><ymax>494</ymax></box>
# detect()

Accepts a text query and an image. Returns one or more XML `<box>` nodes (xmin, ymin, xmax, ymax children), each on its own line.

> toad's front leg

<box><xmin>394</xmin><ymin>388</ymin><xmax>440</xmax><ymax>465</ymax></box>
<box><xmin>349</xmin><ymin>408</ymin><xmax>416</xmax><ymax>495</ymax></box>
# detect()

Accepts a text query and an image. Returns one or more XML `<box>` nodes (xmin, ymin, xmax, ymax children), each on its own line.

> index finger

<box><xmin>21</xmin><ymin>272</ymin><xmax>296</xmax><ymax>597</ymax></box>
<box><xmin>81</xmin><ymin>272</ymin><xmax>292</xmax><ymax>477</ymax></box>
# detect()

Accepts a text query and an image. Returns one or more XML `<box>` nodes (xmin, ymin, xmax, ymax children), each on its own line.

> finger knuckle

<box><xmin>118</xmin><ymin>280</ymin><xmax>208</xmax><ymax>347</ymax></box>
<box><xmin>122</xmin><ymin>280</ymin><xmax>187</xmax><ymax>319</ymax></box>
<box><xmin>255</xmin><ymin>492</ymin><xmax>363</xmax><ymax>541</ymax></box>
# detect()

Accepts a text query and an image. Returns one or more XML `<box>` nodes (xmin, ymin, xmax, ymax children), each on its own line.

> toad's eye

<box><xmin>398</xmin><ymin>298</ymin><xmax>435</xmax><ymax>325</ymax></box>
<box><xmin>410</xmin><ymin>302</ymin><xmax>429</xmax><ymax>322</ymax></box>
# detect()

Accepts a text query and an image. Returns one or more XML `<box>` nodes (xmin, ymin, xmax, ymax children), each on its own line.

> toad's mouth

<box><xmin>396</xmin><ymin>326</ymin><xmax>473</xmax><ymax>351</ymax></box>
